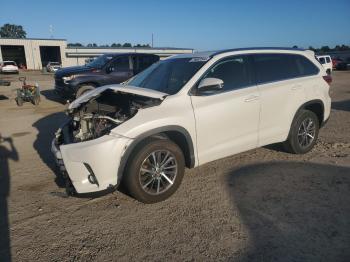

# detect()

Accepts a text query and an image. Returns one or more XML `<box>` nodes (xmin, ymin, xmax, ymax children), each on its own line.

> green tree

<box><xmin>122</xmin><ymin>43</ymin><xmax>132</xmax><ymax>47</ymax></box>
<box><xmin>292</xmin><ymin>45</ymin><xmax>298</xmax><ymax>48</ymax></box>
<box><xmin>67</xmin><ymin>43</ymin><xmax>83</xmax><ymax>47</ymax></box>
<box><xmin>111</xmin><ymin>43</ymin><xmax>122</xmax><ymax>47</ymax></box>
<box><xmin>0</xmin><ymin>23</ymin><xmax>26</xmax><ymax>38</ymax></box>
<box><xmin>320</xmin><ymin>46</ymin><xmax>330</xmax><ymax>52</ymax></box>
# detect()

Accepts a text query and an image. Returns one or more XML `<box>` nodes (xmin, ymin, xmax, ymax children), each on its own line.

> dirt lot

<box><xmin>0</xmin><ymin>71</ymin><xmax>349</xmax><ymax>262</ymax></box>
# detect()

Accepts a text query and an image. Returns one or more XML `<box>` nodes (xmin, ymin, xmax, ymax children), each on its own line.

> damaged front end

<box><xmin>51</xmin><ymin>85</ymin><xmax>166</xmax><ymax>195</ymax></box>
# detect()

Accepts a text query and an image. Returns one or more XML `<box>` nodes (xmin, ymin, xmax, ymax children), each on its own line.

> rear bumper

<box><xmin>51</xmin><ymin>124</ymin><xmax>132</xmax><ymax>194</ymax></box>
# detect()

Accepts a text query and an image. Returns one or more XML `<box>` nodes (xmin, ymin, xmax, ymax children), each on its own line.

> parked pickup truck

<box><xmin>54</xmin><ymin>53</ymin><xmax>159</xmax><ymax>98</ymax></box>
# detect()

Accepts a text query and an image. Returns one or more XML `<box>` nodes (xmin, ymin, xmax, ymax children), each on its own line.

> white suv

<box><xmin>52</xmin><ymin>48</ymin><xmax>331</xmax><ymax>203</ymax></box>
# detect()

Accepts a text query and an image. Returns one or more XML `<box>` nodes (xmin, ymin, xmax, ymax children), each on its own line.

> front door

<box><xmin>190</xmin><ymin>55</ymin><xmax>260</xmax><ymax>165</ymax></box>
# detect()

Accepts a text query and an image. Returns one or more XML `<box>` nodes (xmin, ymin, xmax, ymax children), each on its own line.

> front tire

<box><xmin>123</xmin><ymin>138</ymin><xmax>185</xmax><ymax>203</ymax></box>
<box><xmin>283</xmin><ymin>110</ymin><xmax>319</xmax><ymax>154</ymax></box>
<box><xmin>76</xmin><ymin>85</ymin><xmax>95</xmax><ymax>98</ymax></box>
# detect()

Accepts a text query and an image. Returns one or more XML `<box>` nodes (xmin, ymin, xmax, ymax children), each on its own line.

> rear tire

<box><xmin>76</xmin><ymin>85</ymin><xmax>95</xmax><ymax>98</ymax></box>
<box><xmin>123</xmin><ymin>138</ymin><xmax>185</xmax><ymax>204</ymax></box>
<box><xmin>283</xmin><ymin>110</ymin><xmax>319</xmax><ymax>154</ymax></box>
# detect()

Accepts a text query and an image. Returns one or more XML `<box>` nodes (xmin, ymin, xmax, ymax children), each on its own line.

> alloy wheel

<box><xmin>139</xmin><ymin>150</ymin><xmax>178</xmax><ymax>195</ymax></box>
<box><xmin>297</xmin><ymin>117</ymin><xmax>316</xmax><ymax>148</ymax></box>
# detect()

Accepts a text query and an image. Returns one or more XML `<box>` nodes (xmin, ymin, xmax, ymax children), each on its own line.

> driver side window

<box><xmin>204</xmin><ymin>55</ymin><xmax>253</xmax><ymax>92</ymax></box>
<box><xmin>110</xmin><ymin>56</ymin><xmax>130</xmax><ymax>71</ymax></box>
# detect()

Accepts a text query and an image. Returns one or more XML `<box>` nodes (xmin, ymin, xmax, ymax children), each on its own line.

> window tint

<box><xmin>203</xmin><ymin>56</ymin><xmax>253</xmax><ymax>91</ymax></box>
<box><xmin>326</xmin><ymin>57</ymin><xmax>331</xmax><ymax>63</ymax></box>
<box><xmin>295</xmin><ymin>55</ymin><xmax>319</xmax><ymax>76</ymax></box>
<box><xmin>254</xmin><ymin>54</ymin><xmax>299</xmax><ymax>84</ymax></box>
<box><xmin>254</xmin><ymin>54</ymin><xmax>319</xmax><ymax>84</ymax></box>
<box><xmin>110</xmin><ymin>56</ymin><xmax>130</xmax><ymax>71</ymax></box>
<box><xmin>133</xmin><ymin>55</ymin><xmax>159</xmax><ymax>73</ymax></box>
<box><xmin>318</xmin><ymin>57</ymin><xmax>325</xmax><ymax>64</ymax></box>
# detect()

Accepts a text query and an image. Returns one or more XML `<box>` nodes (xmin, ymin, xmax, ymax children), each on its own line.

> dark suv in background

<box><xmin>54</xmin><ymin>53</ymin><xmax>159</xmax><ymax>98</ymax></box>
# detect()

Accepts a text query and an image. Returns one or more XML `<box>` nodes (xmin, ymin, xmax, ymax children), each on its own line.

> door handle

<box><xmin>244</xmin><ymin>95</ymin><xmax>259</xmax><ymax>102</ymax></box>
<box><xmin>291</xmin><ymin>84</ymin><xmax>302</xmax><ymax>90</ymax></box>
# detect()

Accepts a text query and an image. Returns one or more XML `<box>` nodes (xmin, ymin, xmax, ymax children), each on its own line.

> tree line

<box><xmin>67</xmin><ymin>43</ymin><xmax>151</xmax><ymax>48</ymax></box>
<box><xmin>293</xmin><ymin>45</ymin><xmax>350</xmax><ymax>53</ymax></box>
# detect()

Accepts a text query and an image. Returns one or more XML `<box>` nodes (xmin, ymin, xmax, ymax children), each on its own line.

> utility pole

<box><xmin>151</xmin><ymin>33</ymin><xmax>154</xmax><ymax>48</ymax></box>
<box><xmin>49</xmin><ymin>25</ymin><xmax>53</xmax><ymax>39</ymax></box>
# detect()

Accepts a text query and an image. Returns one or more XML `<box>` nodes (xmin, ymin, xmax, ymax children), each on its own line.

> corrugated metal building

<box><xmin>0</xmin><ymin>38</ymin><xmax>193</xmax><ymax>70</ymax></box>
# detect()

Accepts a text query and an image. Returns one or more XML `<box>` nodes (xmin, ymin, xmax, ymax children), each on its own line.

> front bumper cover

<box><xmin>51</xmin><ymin>123</ymin><xmax>132</xmax><ymax>194</ymax></box>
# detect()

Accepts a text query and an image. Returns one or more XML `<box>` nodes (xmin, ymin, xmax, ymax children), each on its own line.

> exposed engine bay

<box><xmin>67</xmin><ymin>89</ymin><xmax>162</xmax><ymax>143</ymax></box>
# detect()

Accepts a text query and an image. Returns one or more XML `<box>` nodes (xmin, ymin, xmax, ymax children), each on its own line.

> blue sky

<box><xmin>1</xmin><ymin>0</ymin><xmax>349</xmax><ymax>50</ymax></box>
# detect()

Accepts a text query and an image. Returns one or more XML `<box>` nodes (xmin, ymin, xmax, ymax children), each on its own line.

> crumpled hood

<box><xmin>68</xmin><ymin>84</ymin><xmax>168</xmax><ymax>110</ymax></box>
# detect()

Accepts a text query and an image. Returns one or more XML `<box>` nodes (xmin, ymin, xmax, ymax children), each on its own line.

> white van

<box><xmin>316</xmin><ymin>55</ymin><xmax>332</xmax><ymax>74</ymax></box>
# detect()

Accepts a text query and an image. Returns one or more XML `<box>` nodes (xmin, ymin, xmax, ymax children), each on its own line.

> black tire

<box><xmin>283</xmin><ymin>110</ymin><xmax>319</xmax><ymax>154</ymax></box>
<box><xmin>123</xmin><ymin>138</ymin><xmax>185</xmax><ymax>204</ymax></box>
<box><xmin>76</xmin><ymin>85</ymin><xmax>95</xmax><ymax>98</ymax></box>
<box><xmin>16</xmin><ymin>96</ymin><xmax>23</xmax><ymax>106</ymax></box>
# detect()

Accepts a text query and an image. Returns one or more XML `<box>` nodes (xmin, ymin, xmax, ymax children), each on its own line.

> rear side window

<box><xmin>203</xmin><ymin>55</ymin><xmax>253</xmax><ymax>91</ymax></box>
<box><xmin>254</xmin><ymin>54</ymin><xmax>319</xmax><ymax>84</ymax></box>
<box><xmin>134</xmin><ymin>55</ymin><xmax>159</xmax><ymax>74</ymax></box>
<box><xmin>326</xmin><ymin>57</ymin><xmax>331</xmax><ymax>63</ymax></box>
<box><xmin>4</xmin><ymin>62</ymin><xmax>16</xmax><ymax>66</ymax></box>
<box><xmin>110</xmin><ymin>56</ymin><xmax>130</xmax><ymax>71</ymax></box>
<box><xmin>295</xmin><ymin>55</ymin><xmax>319</xmax><ymax>76</ymax></box>
<box><xmin>318</xmin><ymin>57</ymin><xmax>325</xmax><ymax>64</ymax></box>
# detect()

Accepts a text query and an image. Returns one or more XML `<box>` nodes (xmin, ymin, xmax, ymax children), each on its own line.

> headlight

<box><xmin>62</xmin><ymin>75</ymin><xmax>75</xmax><ymax>83</ymax></box>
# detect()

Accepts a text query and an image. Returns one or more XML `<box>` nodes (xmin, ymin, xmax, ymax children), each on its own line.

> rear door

<box><xmin>253</xmin><ymin>53</ymin><xmax>308</xmax><ymax>146</ymax></box>
<box><xmin>191</xmin><ymin>55</ymin><xmax>260</xmax><ymax>165</ymax></box>
<box><xmin>106</xmin><ymin>56</ymin><xmax>133</xmax><ymax>83</ymax></box>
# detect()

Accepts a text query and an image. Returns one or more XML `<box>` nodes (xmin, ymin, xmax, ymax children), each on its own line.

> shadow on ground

<box><xmin>32</xmin><ymin>112</ymin><xmax>68</xmax><ymax>188</ymax></box>
<box><xmin>227</xmin><ymin>161</ymin><xmax>350</xmax><ymax>262</ymax></box>
<box><xmin>332</xmin><ymin>100</ymin><xmax>350</xmax><ymax>112</ymax></box>
<box><xmin>0</xmin><ymin>135</ymin><xmax>18</xmax><ymax>262</ymax></box>
<box><xmin>40</xmin><ymin>90</ymin><xmax>67</xmax><ymax>104</ymax></box>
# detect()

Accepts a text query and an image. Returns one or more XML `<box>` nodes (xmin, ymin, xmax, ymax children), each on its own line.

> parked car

<box><xmin>54</xmin><ymin>53</ymin><xmax>159</xmax><ymax>99</ymax></box>
<box><xmin>335</xmin><ymin>57</ymin><xmax>350</xmax><ymax>70</ymax></box>
<box><xmin>316</xmin><ymin>55</ymin><xmax>332</xmax><ymax>74</ymax></box>
<box><xmin>52</xmin><ymin>47</ymin><xmax>331</xmax><ymax>203</ymax></box>
<box><xmin>0</xmin><ymin>61</ymin><xmax>19</xmax><ymax>74</ymax></box>
<box><xmin>46</xmin><ymin>62</ymin><xmax>61</xmax><ymax>72</ymax></box>
<box><xmin>332</xmin><ymin>57</ymin><xmax>343</xmax><ymax>69</ymax></box>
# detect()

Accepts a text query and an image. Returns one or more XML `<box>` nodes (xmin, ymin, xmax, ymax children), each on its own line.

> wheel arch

<box><xmin>117</xmin><ymin>126</ymin><xmax>196</xmax><ymax>183</ymax></box>
<box><xmin>291</xmin><ymin>99</ymin><xmax>325</xmax><ymax>129</ymax></box>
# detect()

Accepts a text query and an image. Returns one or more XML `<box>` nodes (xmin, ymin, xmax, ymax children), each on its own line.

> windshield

<box><xmin>4</xmin><ymin>61</ymin><xmax>16</xmax><ymax>66</ymax></box>
<box><xmin>86</xmin><ymin>54</ymin><xmax>113</xmax><ymax>69</ymax></box>
<box><xmin>126</xmin><ymin>58</ymin><xmax>207</xmax><ymax>95</ymax></box>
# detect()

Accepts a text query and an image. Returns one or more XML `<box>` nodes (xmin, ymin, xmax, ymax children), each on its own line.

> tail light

<box><xmin>323</xmin><ymin>75</ymin><xmax>332</xmax><ymax>85</ymax></box>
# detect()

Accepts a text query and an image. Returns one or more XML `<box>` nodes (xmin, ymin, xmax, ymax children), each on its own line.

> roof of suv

<box><xmin>170</xmin><ymin>47</ymin><xmax>307</xmax><ymax>60</ymax></box>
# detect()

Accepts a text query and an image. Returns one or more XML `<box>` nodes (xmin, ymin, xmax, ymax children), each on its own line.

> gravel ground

<box><xmin>0</xmin><ymin>71</ymin><xmax>349</xmax><ymax>262</ymax></box>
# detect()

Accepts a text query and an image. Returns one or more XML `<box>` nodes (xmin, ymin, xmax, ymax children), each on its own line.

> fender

<box><xmin>117</xmin><ymin>125</ymin><xmax>195</xmax><ymax>182</ymax></box>
<box><xmin>287</xmin><ymin>99</ymin><xmax>325</xmax><ymax>137</ymax></box>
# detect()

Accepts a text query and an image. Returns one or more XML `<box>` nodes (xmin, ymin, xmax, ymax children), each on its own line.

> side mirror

<box><xmin>197</xmin><ymin>78</ymin><xmax>224</xmax><ymax>93</ymax></box>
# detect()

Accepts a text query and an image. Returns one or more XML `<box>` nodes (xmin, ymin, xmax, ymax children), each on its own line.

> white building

<box><xmin>0</xmin><ymin>38</ymin><xmax>193</xmax><ymax>70</ymax></box>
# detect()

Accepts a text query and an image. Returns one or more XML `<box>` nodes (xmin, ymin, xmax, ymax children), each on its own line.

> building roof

<box><xmin>0</xmin><ymin>37</ymin><xmax>66</xmax><ymax>41</ymax></box>
<box><xmin>66</xmin><ymin>46</ymin><xmax>193</xmax><ymax>50</ymax></box>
